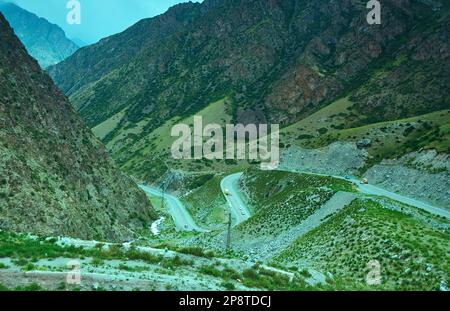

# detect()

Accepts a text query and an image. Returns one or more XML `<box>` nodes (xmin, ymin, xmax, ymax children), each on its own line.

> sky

<box><xmin>4</xmin><ymin>0</ymin><xmax>202</xmax><ymax>45</ymax></box>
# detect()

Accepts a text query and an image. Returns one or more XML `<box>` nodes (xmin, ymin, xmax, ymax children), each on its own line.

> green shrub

<box><xmin>199</xmin><ymin>265</ymin><xmax>222</xmax><ymax>277</ymax></box>
<box><xmin>242</xmin><ymin>268</ymin><xmax>259</xmax><ymax>280</ymax></box>
<box><xmin>15</xmin><ymin>283</ymin><xmax>42</xmax><ymax>291</ymax></box>
<box><xmin>23</xmin><ymin>263</ymin><xmax>36</xmax><ymax>271</ymax></box>
<box><xmin>90</xmin><ymin>258</ymin><xmax>104</xmax><ymax>266</ymax></box>
<box><xmin>178</xmin><ymin>247</ymin><xmax>214</xmax><ymax>258</ymax></box>
<box><xmin>221</xmin><ymin>282</ymin><xmax>236</xmax><ymax>290</ymax></box>
<box><xmin>57</xmin><ymin>282</ymin><xmax>66</xmax><ymax>290</ymax></box>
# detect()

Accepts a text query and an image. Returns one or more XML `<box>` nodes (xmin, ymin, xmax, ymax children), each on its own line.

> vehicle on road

<box><xmin>224</xmin><ymin>189</ymin><xmax>231</xmax><ymax>196</ymax></box>
<box><xmin>360</xmin><ymin>178</ymin><xmax>369</xmax><ymax>184</ymax></box>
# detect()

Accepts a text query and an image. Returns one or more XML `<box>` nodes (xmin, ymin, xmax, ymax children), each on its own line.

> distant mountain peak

<box><xmin>0</xmin><ymin>1</ymin><xmax>78</xmax><ymax>68</ymax></box>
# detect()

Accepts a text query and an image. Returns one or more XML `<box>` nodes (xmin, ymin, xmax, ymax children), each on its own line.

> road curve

<box><xmin>220</xmin><ymin>173</ymin><xmax>251</xmax><ymax>225</ymax></box>
<box><xmin>279</xmin><ymin>169</ymin><xmax>450</xmax><ymax>220</ymax></box>
<box><xmin>139</xmin><ymin>185</ymin><xmax>209</xmax><ymax>232</ymax></box>
<box><xmin>354</xmin><ymin>181</ymin><xmax>450</xmax><ymax>219</ymax></box>
<box><xmin>140</xmin><ymin>166</ymin><xmax>449</xmax><ymax>236</ymax></box>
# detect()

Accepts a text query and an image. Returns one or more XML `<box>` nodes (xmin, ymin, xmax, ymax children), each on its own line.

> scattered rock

<box><xmin>356</xmin><ymin>139</ymin><xmax>372</xmax><ymax>149</ymax></box>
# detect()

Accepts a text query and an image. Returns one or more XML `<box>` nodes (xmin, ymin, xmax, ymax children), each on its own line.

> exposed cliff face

<box><xmin>0</xmin><ymin>13</ymin><xmax>156</xmax><ymax>242</ymax></box>
<box><xmin>0</xmin><ymin>1</ymin><xmax>78</xmax><ymax>68</ymax></box>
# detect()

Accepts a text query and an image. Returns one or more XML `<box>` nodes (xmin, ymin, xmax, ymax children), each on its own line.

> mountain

<box><xmin>0</xmin><ymin>1</ymin><xmax>78</xmax><ymax>68</ymax></box>
<box><xmin>0</xmin><ymin>1</ymin><xmax>449</xmax><ymax>292</ymax></box>
<box><xmin>48</xmin><ymin>0</ymin><xmax>449</xmax><ymax>182</ymax></box>
<box><xmin>0</xmin><ymin>13</ymin><xmax>156</xmax><ymax>242</ymax></box>
<box><xmin>70</xmin><ymin>37</ymin><xmax>88</xmax><ymax>48</ymax></box>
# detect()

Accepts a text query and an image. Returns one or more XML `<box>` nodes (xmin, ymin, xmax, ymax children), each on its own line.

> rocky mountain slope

<box><xmin>0</xmin><ymin>13</ymin><xmax>156</xmax><ymax>242</ymax></box>
<box><xmin>0</xmin><ymin>1</ymin><xmax>78</xmax><ymax>68</ymax></box>
<box><xmin>48</xmin><ymin>0</ymin><xmax>449</xmax><ymax>183</ymax></box>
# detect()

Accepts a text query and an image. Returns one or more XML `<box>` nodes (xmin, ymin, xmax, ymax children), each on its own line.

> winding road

<box><xmin>138</xmin><ymin>185</ymin><xmax>208</xmax><ymax>232</ymax></box>
<box><xmin>353</xmin><ymin>180</ymin><xmax>450</xmax><ymax>219</ymax></box>
<box><xmin>220</xmin><ymin>173</ymin><xmax>252</xmax><ymax>225</ymax></box>
<box><xmin>283</xmin><ymin>170</ymin><xmax>450</xmax><ymax>219</ymax></box>
<box><xmin>139</xmin><ymin>170</ymin><xmax>449</xmax><ymax>233</ymax></box>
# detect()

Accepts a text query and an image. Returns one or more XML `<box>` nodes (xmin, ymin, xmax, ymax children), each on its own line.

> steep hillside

<box><xmin>184</xmin><ymin>169</ymin><xmax>449</xmax><ymax>290</ymax></box>
<box><xmin>0</xmin><ymin>1</ymin><xmax>78</xmax><ymax>68</ymax></box>
<box><xmin>48</xmin><ymin>0</ymin><xmax>449</xmax><ymax>182</ymax></box>
<box><xmin>0</xmin><ymin>13</ymin><xmax>156</xmax><ymax>242</ymax></box>
<box><xmin>194</xmin><ymin>169</ymin><xmax>356</xmax><ymax>259</ymax></box>
<box><xmin>275</xmin><ymin>198</ymin><xmax>450</xmax><ymax>290</ymax></box>
<box><xmin>49</xmin><ymin>1</ymin><xmax>203</xmax><ymax>111</ymax></box>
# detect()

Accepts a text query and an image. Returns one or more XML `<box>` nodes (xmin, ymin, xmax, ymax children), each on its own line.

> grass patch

<box><xmin>275</xmin><ymin>199</ymin><xmax>450</xmax><ymax>290</ymax></box>
<box><xmin>236</xmin><ymin>168</ymin><xmax>354</xmax><ymax>236</ymax></box>
<box><xmin>177</xmin><ymin>246</ymin><xmax>215</xmax><ymax>258</ymax></box>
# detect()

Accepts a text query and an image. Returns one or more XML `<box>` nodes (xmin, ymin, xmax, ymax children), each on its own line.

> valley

<box><xmin>1</xmin><ymin>0</ymin><xmax>449</xmax><ymax>292</ymax></box>
<box><xmin>1</xmin><ymin>169</ymin><xmax>448</xmax><ymax>291</ymax></box>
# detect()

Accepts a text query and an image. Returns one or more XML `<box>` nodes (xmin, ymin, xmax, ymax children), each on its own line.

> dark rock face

<box><xmin>0</xmin><ymin>2</ymin><xmax>78</xmax><ymax>68</ymax></box>
<box><xmin>0</xmin><ymin>14</ymin><xmax>156</xmax><ymax>242</ymax></box>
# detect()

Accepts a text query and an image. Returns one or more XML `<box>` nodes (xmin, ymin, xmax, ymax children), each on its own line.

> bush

<box><xmin>297</xmin><ymin>134</ymin><xmax>314</xmax><ymax>140</ymax></box>
<box><xmin>118</xmin><ymin>264</ymin><xmax>132</xmax><ymax>271</ymax></box>
<box><xmin>90</xmin><ymin>258</ymin><xmax>104</xmax><ymax>266</ymax></box>
<box><xmin>317</xmin><ymin>128</ymin><xmax>328</xmax><ymax>135</ymax></box>
<box><xmin>57</xmin><ymin>282</ymin><xmax>66</xmax><ymax>290</ymax></box>
<box><xmin>199</xmin><ymin>265</ymin><xmax>222</xmax><ymax>277</ymax></box>
<box><xmin>15</xmin><ymin>283</ymin><xmax>42</xmax><ymax>291</ymax></box>
<box><xmin>178</xmin><ymin>247</ymin><xmax>214</xmax><ymax>258</ymax></box>
<box><xmin>242</xmin><ymin>268</ymin><xmax>259</xmax><ymax>280</ymax></box>
<box><xmin>23</xmin><ymin>263</ymin><xmax>36</xmax><ymax>271</ymax></box>
<box><xmin>221</xmin><ymin>282</ymin><xmax>236</xmax><ymax>290</ymax></box>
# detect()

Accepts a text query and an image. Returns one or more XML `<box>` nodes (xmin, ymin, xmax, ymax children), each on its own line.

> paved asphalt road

<box><xmin>139</xmin><ymin>185</ymin><xmax>208</xmax><ymax>232</ymax></box>
<box><xmin>220</xmin><ymin>172</ymin><xmax>251</xmax><ymax>225</ymax></box>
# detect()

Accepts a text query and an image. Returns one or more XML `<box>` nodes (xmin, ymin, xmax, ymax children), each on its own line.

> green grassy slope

<box><xmin>182</xmin><ymin>175</ymin><xmax>228</xmax><ymax>230</ymax></box>
<box><xmin>235</xmin><ymin>169</ymin><xmax>355</xmax><ymax>237</ymax></box>
<box><xmin>275</xmin><ymin>199</ymin><xmax>450</xmax><ymax>290</ymax></box>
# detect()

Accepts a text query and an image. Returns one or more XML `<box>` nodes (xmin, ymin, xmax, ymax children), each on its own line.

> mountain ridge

<box><xmin>0</xmin><ymin>12</ymin><xmax>156</xmax><ymax>242</ymax></box>
<box><xmin>48</xmin><ymin>0</ymin><xmax>449</xmax><ymax>182</ymax></box>
<box><xmin>0</xmin><ymin>1</ymin><xmax>78</xmax><ymax>68</ymax></box>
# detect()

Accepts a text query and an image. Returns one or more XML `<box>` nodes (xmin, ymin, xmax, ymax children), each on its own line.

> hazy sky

<box><xmin>4</xmin><ymin>0</ymin><xmax>202</xmax><ymax>45</ymax></box>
